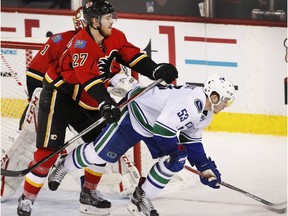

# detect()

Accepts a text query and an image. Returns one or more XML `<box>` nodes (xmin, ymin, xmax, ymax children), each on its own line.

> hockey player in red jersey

<box><xmin>18</xmin><ymin>6</ymin><xmax>86</xmax><ymax>130</ymax></box>
<box><xmin>17</xmin><ymin>0</ymin><xmax>178</xmax><ymax>216</ymax></box>
<box><xmin>25</xmin><ymin>6</ymin><xmax>86</xmax><ymax>100</ymax></box>
<box><xmin>0</xmin><ymin>7</ymin><xmax>86</xmax><ymax>203</ymax></box>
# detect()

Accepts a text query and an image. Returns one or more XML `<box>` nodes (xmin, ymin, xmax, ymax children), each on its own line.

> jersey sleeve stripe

<box><xmin>26</xmin><ymin>71</ymin><xmax>44</xmax><ymax>81</ymax></box>
<box><xmin>83</xmin><ymin>78</ymin><xmax>102</xmax><ymax>91</ymax></box>
<box><xmin>129</xmin><ymin>53</ymin><xmax>148</xmax><ymax>67</ymax></box>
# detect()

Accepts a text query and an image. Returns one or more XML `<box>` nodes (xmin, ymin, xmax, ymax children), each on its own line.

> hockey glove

<box><xmin>152</xmin><ymin>63</ymin><xmax>178</xmax><ymax>84</ymax></box>
<box><xmin>196</xmin><ymin>157</ymin><xmax>221</xmax><ymax>189</ymax></box>
<box><xmin>99</xmin><ymin>98</ymin><xmax>121</xmax><ymax>124</ymax></box>
<box><xmin>164</xmin><ymin>149</ymin><xmax>188</xmax><ymax>172</ymax></box>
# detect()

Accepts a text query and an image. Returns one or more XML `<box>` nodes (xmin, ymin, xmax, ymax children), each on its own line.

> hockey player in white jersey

<box><xmin>48</xmin><ymin>74</ymin><xmax>235</xmax><ymax>216</ymax></box>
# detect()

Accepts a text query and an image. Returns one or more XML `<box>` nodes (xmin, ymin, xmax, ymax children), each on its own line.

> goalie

<box><xmin>48</xmin><ymin>74</ymin><xmax>235</xmax><ymax>216</ymax></box>
<box><xmin>0</xmin><ymin>6</ymin><xmax>86</xmax><ymax>202</ymax></box>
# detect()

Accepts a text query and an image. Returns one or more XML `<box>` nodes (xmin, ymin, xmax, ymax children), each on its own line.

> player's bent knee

<box><xmin>84</xmin><ymin>142</ymin><xmax>107</xmax><ymax>165</ymax></box>
<box><xmin>157</xmin><ymin>156</ymin><xmax>175</xmax><ymax>176</ymax></box>
<box><xmin>33</xmin><ymin>147</ymin><xmax>59</xmax><ymax>168</ymax></box>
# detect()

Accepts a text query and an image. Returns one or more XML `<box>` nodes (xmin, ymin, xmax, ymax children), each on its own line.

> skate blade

<box><xmin>79</xmin><ymin>204</ymin><xmax>110</xmax><ymax>215</ymax></box>
<box><xmin>127</xmin><ymin>204</ymin><xmax>146</xmax><ymax>216</ymax></box>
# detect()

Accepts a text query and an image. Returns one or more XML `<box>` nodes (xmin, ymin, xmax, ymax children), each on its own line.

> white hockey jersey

<box><xmin>128</xmin><ymin>84</ymin><xmax>213</xmax><ymax>145</ymax></box>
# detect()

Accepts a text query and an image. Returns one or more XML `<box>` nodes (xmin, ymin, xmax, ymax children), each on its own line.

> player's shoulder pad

<box><xmin>51</xmin><ymin>34</ymin><xmax>63</xmax><ymax>44</ymax></box>
<box><xmin>60</xmin><ymin>30</ymin><xmax>77</xmax><ymax>40</ymax></box>
<box><xmin>176</xmin><ymin>85</ymin><xmax>205</xmax><ymax>114</ymax></box>
<box><xmin>112</xmin><ymin>28</ymin><xmax>126</xmax><ymax>40</ymax></box>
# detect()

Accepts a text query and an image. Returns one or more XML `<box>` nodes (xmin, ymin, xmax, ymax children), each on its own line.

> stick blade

<box><xmin>1</xmin><ymin>168</ymin><xmax>28</xmax><ymax>177</ymax></box>
<box><xmin>267</xmin><ymin>202</ymin><xmax>287</xmax><ymax>214</ymax></box>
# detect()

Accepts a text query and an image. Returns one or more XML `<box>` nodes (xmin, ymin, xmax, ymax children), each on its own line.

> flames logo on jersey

<box><xmin>97</xmin><ymin>49</ymin><xmax>118</xmax><ymax>81</ymax></box>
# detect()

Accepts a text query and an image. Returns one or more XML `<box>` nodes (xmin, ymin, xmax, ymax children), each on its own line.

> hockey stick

<box><xmin>1</xmin><ymin>79</ymin><xmax>163</xmax><ymax>177</ymax></box>
<box><xmin>184</xmin><ymin>165</ymin><xmax>287</xmax><ymax>214</ymax></box>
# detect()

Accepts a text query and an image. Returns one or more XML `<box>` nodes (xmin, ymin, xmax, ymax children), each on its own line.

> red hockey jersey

<box><xmin>26</xmin><ymin>30</ymin><xmax>77</xmax><ymax>97</ymax></box>
<box><xmin>54</xmin><ymin>27</ymin><xmax>147</xmax><ymax>110</ymax></box>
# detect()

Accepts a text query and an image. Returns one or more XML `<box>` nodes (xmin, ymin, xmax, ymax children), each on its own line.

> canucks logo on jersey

<box><xmin>194</xmin><ymin>99</ymin><xmax>203</xmax><ymax>113</ymax></box>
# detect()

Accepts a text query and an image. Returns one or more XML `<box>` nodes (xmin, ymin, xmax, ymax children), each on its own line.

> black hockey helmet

<box><xmin>83</xmin><ymin>0</ymin><xmax>115</xmax><ymax>25</ymax></box>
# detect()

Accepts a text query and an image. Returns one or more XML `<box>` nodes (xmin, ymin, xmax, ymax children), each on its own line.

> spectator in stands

<box><xmin>214</xmin><ymin>0</ymin><xmax>241</xmax><ymax>18</ymax></box>
<box><xmin>109</xmin><ymin>0</ymin><xmax>147</xmax><ymax>13</ymax></box>
<box><xmin>109</xmin><ymin>0</ymin><xmax>201</xmax><ymax>17</ymax></box>
<box><xmin>235</xmin><ymin>0</ymin><xmax>287</xmax><ymax>19</ymax></box>
<box><xmin>23</xmin><ymin>0</ymin><xmax>71</xmax><ymax>9</ymax></box>
<box><xmin>150</xmin><ymin>0</ymin><xmax>201</xmax><ymax>17</ymax></box>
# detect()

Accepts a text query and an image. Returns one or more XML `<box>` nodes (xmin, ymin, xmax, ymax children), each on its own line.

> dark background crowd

<box><xmin>1</xmin><ymin>0</ymin><xmax>287</xmax><ymax>22</ymax></box>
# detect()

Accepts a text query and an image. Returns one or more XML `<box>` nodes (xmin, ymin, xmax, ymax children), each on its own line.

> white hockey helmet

<box><xmin>203</xmin><ymin>74</ymin><xmax>235</xmax><ymax>106</ymax></box>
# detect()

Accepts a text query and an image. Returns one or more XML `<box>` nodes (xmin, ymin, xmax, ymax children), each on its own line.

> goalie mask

<box><xmin>83</xmin><ymin>0</ymin><xmax>116</xmax><ymax>26</ymax></box>
<box><xmin>203</xmin><ymin>74</ymin><xmax>235</xmax><ymax>107</ymax></box>
<box><xmin>73</xmin><ymin>6</ymin><xmax>86</xmax><ymax>31</ymax></box>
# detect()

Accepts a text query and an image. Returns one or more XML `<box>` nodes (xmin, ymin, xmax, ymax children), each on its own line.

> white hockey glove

<box><xmin>108</xmin><ymin>73</ymin><xmax>139</xmax><ymax>102</ymax></box>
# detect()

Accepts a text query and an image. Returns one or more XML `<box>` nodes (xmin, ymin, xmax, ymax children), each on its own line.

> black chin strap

<box><xmin>90</xmin><ymin>16</ymin><xmax>105</xmax><ymax>37</ymax></box>
<box><xmin>90</xmin><ymin>25</ymin><xmax>98</xmax><ymax>31</ymax></box>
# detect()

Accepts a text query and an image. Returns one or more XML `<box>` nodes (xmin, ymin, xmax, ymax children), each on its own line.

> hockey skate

<box><xmin>17</xmin><ymin>194</ymin><xmax>34</xmax><ymax>216</ymax></box>
<box><xmin>48</xmin><ymin>155</ymin><xmax>69</xmax><ymax>191</ymax></box>
<box><xmin>128</xmin><ymin>177</ymin><xmax>159</xmax><ymax>216</ymax></box>
<box><xmin>79</xmin><ymin>187</ymin><xmax>111</xmax><ymax>215</ymax></box>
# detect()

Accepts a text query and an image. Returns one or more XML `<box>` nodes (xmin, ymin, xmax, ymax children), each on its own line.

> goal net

<box><xmin>0</xmin><ymin>38</ymin><xmax>194</xmax><ymax>195</ymax></box>
<box><xmin>1</xmin><ymin>39</ymin><xmax>46</xmax><ymax>153</ymax></box>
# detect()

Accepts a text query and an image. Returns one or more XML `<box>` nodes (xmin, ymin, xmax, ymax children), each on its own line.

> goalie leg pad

<box><xmin>118</xmin><ymin>155</ymin><xmax>140</xmax><ymax>196</ymax></box>
<box><xmin>20</xmin><ymin>87</ymin><xmax>41</xmax><ymax>132</ymax></box>
<box><xmin>1</xmin><ymin>129</ymin><xmax>37</xmax><ymax>201</ymax></box>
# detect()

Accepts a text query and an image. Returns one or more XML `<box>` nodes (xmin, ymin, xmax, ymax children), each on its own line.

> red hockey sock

<box><xmin>23</xmin><ymin>148</ymin><xmax>59</xmax><ymax>200</ymax></box>
<box><xmin>83</xmin><ymin>168</ymin><xmax>103</xmax><ymax>190</ymax></box>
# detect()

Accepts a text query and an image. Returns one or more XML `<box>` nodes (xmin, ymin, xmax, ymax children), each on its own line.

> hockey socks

<box><xmin>83</xmin><ymin>165</ymin><xmax>105</xmax><ymax>190</ymax></box>
<box><xmin>23</xmin><ymin>148</ymin><xmax>59</xmax><ymax>200</ymax></box>
<box><xmin>142</xmin><ymin>158</ymin><xmax>174</xmax><ymax>200</ymax></box>
<box><xmin>64</xmin><ymin>142</ymin><xmax>106</xmax><ymax>170</ymax></box>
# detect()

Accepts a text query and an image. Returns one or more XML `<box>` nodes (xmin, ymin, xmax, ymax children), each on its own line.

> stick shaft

<box><xmin>184</xmin><ymin>165</ymin><xmax>283</xmax><ymax>207</ymax></box>
<box><xmin>1</xmin><ymin>79</ymin><xmax>162</xmax><ymax>177</ymax></box>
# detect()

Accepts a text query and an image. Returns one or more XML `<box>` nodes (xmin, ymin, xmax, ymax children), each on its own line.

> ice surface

<box><xmin>1</xmin><ymin>132</ymin><xmax>287</xmax><ymax>216</ymax></box>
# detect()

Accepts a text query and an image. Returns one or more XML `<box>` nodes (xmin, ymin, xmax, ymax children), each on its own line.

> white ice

<box><xmin>1</xmin><ymin>132</ymin><xmax>287</xmax><ymax>216</ymax></box>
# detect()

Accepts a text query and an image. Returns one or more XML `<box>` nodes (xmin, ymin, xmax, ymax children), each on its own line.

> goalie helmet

<box><xmin>203</xmin><ymin>74</ymin><xmax>235</xmax><ymax>106</ymax></box>
<box><xmin>83</xmin><ymin>0</ymin><xmax>116</xmax><ymax>25</ymax></box>
<box><xmin>73</xmin><ymin>7</ymin><xmax>86</xmax><ymax>31</ymax></box>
